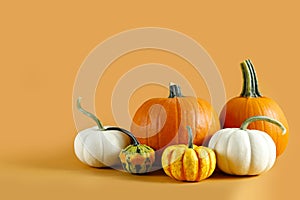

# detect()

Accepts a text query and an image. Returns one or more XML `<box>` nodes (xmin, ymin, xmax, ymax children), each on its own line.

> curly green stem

<box><xmin>105</xmin><ymin>127</ymin><xmax>140</xmax><ymax>146</ymax></box>
<box><xmin>77</xmin><ymin>97</ymin><xmax>105</xmax><ymax>131</ymax></box>
<box><xmin>77</xmin><ymin>97</ymin><xmax>141</xmax><ymax>146</ymax></box>
<box><xmin>240</xmin><ymin>116</ymin><xmax>286</xmax><ymax>135</ymax></box>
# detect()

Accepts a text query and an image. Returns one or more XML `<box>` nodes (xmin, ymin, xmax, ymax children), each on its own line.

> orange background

<box><xmin>1</xmin><ymin>1</ymin><xmax>299</xmax><ymax>200</ymax></box>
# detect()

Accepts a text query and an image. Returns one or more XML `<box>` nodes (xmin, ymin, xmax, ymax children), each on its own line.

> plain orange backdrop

<box><xmin>1</xmin><ymin>1</ymin><xmax>299</xmax><ymax>200</ymax></box>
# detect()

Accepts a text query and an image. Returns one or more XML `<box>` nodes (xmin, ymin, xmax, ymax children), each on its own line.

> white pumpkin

<box><xmin>208</xmin><ymin>116</ymin><xmax>286</xmax><ymax>175</ymax></box>
<box><xmin>74</xmin><ymin>126</ymin><xmax>131</xmax><ymax>167</ymax></box>
<box><xmin>74</xmin><ymin>97</ymin><xmax>131</xmax><ymax>168</ymax></box>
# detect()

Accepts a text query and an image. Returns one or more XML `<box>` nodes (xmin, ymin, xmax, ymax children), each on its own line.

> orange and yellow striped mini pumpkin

<box><xmin>161</xmin><ymin>126</ymin><xmax>216</xmax><ymax>182</ymax></box>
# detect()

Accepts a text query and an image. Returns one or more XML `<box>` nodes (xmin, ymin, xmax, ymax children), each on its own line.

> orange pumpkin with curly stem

<box><xmin>220</xmin><ymin>59</ymin><xmax>289</xmax><ymax>156</ymax></box>
<box><xmin>131</xmin><ymin>82</ymin><xmax>220</xmax><ymax>155</ymax></box>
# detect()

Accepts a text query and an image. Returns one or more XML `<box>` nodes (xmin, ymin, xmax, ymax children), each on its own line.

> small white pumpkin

<box><xmin>208</xmin><ymin>116</ymin><xmax>286</xmax><ymax>176</ymax></box>
<box><xmin>74</xmin><ymin>97</ymin><xmax>131</xmax><ymax>168</ymax></box>
<box><xmin>74</xmin><ymin>126</ymin><xmax>130</xmax><ymax>167</ymax></box>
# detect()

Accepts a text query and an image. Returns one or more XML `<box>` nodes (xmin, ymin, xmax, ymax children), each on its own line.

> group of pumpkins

<box><xmin>74</xmin><ymin>59</ymin><xmax>289</xmax><ymax>182</ymax></box>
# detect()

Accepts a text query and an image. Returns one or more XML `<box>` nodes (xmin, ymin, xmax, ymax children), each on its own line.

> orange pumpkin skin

<box><xmin>131</xmin><ymin>83</ymin><xmax>220</xmax><ymax>153</ymax></box>
<box><xmin>220</xmin><ymin>60</ymin><xmax>289</xmax><ymax>156</ymax></box>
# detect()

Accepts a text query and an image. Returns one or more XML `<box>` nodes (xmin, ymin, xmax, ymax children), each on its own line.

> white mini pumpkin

<box><xmin>74</xmin><ymin>97</ymin><xmax>131</xmax><ymax>168</ymax></box>
<box><xmin>208</xmin><ymin>116</ymin><xmax>286</xmax><ymax>176</ymax></box>
<box><xmin>74</xmin><ymin>126</ymin><xmax>130</xmax><ymax>167</ymax></box>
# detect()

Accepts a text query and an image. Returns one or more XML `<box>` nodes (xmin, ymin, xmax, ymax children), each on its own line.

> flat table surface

<box><xmin>1</xmin><ymin>149</ymin><xmax>297</xmax><ymax>200</ymax></box>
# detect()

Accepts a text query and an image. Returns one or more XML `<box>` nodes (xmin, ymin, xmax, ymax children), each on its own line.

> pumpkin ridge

<box><xmin>190</xmin><ymin>98</ymin><xmax>199</xmax><ymax>145</ymax></box>
<box><xmin>145</xmin><ymin>101</ymin><xmax>151</xmax><ymax>147</ymax></box>
<box><xmin>225</xmin><ymin>131</ymin><xmax>236</xmax><ymax>175</ymax></box>
<box><xmin>74</xmin><ymin>136</ymin><xmax>88</xmax><ymax>165</ymax></box>
<box><xmin>175</xmin><ymin>97</ymin><xmax>180</xmax><ymax>145</ymax></box>
<box><xmin>157</xmin><ymin>98</ymin><xmax>177</xmax><ymax>149</ymax></box>
<box><xmin>197</xmin><ymin>99</ymin><xmax>209</xmax><ymax>144</ymax></box>
<box><xmin>167</xmin><ymin>149</ymin><xmax>176</xmax><ymax>179</ymax></box>
<box><xmin>168</xmin><ymin>98</ymin><xmax>179</xmax><ymax>148</ymax></box>
<box><xmin>256</xmin><ymin>132</ymin><xmax>270</xmax><ymax>174</ymax></box>
<box><xmin>155</xmin><ymin>98</ymin><xmax>167</xmax><ymax>150</ymax></box>
<box><xmin>201</xmin><ymin>148</ymin><xmax>210</xmax><ymax>178</ymax></box>
<box><xmin>181</xmin><ymin>150</ymin><xmax>187</xmax><ymax>181</ymax></box>
<box><xmin>260</xmin><ymin>99</ymin><xmax>275</xmax><ymax>140</ymax></box>
<box><xmin>202</xmin><ymin>149</ymin><xmax>210</xmax><ymax>179</ymax></box>
<box><xmin>260</xmin><ymin>132</ymin><xmax>275</xmax><ymax>173</ymax></box>
<box><xmin>195</xmin><ymin>148</ymin><xmax>202</xmax><ymax>181</ymax></box>
<box><xmin>207</xmin><ymin>148</ymin><xmax>216</xmax><ymax>177</ymax></box>
<box><xmin>248</xmin><ymin>101</ymin><xmax>257</xmax><ymax>130</ymax></box>
<box><xmin>171</xmin><ymin>148</ymin><xmax>183</xmax><ymax>180</ymax></box>
<box><xmin>147</xmin><ymin>101</ymin><xmax>161</xmax><ymax>131</ymax></box>
<box><xmin>272</xmin><ymin>99</ymin><xmax>289</xmax><ymax>155</ymax></box>
<box><xmin>177</xmin><ymin>97</ymin><xmax>189</xmax><ymax>144</ymax></box>
<box><xmin>208</xmin><ymin>129</ymin><xmax>224</xmax><ymax>150</ymax></box>
<box><xmin>255</xmin><ymin>99</ymin><xmax>265</xmax><ymax>130</ymax></box>
<box><xmin>131</xmin><ymin>99</ymin><xmax>154</xmax><ymax>142</ymax></box>
<box><xmin>136</xmin><ymin>98</ymin><xmax>170</xmax><ymax>149</ymax></box>
<box><xmin>246</xmin><ymin>97</ymin><xmax>255</xmax><ymax>126</ymax></box>
<box><xmin>77</xmin><ymin>131</ymin><xmax>105</xmax><ymax>167</ymax></box>
<box><xmin>77</xmin><ymin>131</ymin><xmax>101</xmax><ymax>162</ymax></box>
<box><xmin>82</xmin><ymin>148</ymin><xmax>102</xmax><ymax>167</ymax></box>
<box><xmin>192</xmin><ymin>99</ymin><xmax>198</xmax><ymax>143</ymax></box>
<box><xmin>195</xmin><ymin>99</ymin><xmax>202</xmax><ymax>144</ymax></box>
<box><xmin>244</xmin><ymin>98</ymin><xmax>251</xmax><ymax>127</ymax></box>
<box><xmin>100</xmin><ymin>133</ymin><xmax>105</xmax><ymax>164</ymax></box>
<box><xmin>262</xmin><ymin>100</ymin><xmax>279</xmax><ymax>150</ymax></box>
<box><xmin>246</xmin><ymin>130</ymin><xmax>253</xmax><ymax>174</ymax></box>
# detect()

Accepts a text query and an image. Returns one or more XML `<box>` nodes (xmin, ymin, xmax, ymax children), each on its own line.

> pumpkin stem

<box><xmin>77</xmin><ymin>97</ymin><xmax>105</xmax><ymax>131</ymax></box>
<box><xmin>186</xmin><ymin>126</ymin><xmax>194</xmax><ymax>149</ymax></box>
<box><xmin>240</xmin><ymin>116</ymin><xmax>286</xmax><ymax>135</ymax></box>
<box><xmin>240</xmin><ymin>59</ymin><xmax>262</xmax><ymax>97</ymax></box>
<box><xmin>77</xmin><ymin>97</ymin><xmax>140</xmax><ymax>145</ymax></box>
<box><xmin>106</xmin><ymin>127</ymin><xmax>140</xmax><ymax>146</ymax></box>
<box><xmin>168</xmin><ymin>82</ymin><xmax>183</xmax><ymax>98</ymax></box>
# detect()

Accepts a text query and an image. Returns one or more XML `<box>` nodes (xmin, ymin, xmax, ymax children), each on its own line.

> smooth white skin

<box><xmin>208</xmin><ymin>128</ymin><xmax>276</xmax><ymax>175</ymax></box>
<box><xmin>74</xmin><ymin>126</ymin><xmax>131</xmax><ymax>167</ymax></box>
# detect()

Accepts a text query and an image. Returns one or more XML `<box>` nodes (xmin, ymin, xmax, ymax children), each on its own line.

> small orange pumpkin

<box><xmin>131</xmin><ymin>82</ymin><xmax>220</xmax><ymax>154</ymax></box>
<box><xmin>220</xmin><ymin>59</ymin><xmax>289</xmax><ymax>156</ymax></box>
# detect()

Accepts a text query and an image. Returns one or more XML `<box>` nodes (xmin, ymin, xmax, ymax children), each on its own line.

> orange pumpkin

<box><xmin>220</xmin><ymin>59</ymin><xmax>289</xmax><ymax>156</ymax></box>
<box><xmin>131</xmin><ymin>83</ymin><xmax>220</xmax><ymax>156</ymax></box>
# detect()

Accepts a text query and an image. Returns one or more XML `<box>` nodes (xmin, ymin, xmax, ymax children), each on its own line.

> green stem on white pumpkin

<box><xmin>77</xmin><ymin>97</ymin><xmax>105</xmax><ymax>131</ymax></box>
<box><xmin>240</xmin><ymin>59</ymin><xmax>262</xmax><ymax>98</ymax></box>
<box><xmin>168</xmin><ymin>82</ymin><xmax>183</xmax><ymax>98</ymax></box>
<box><xmin>186</xmin><ymin>126</ymin><xmax>194</xmax><ymax>149</ymax></box>
<box><xmin>105</xmin><ymin>126</ymin><xmax>140</xmax><ymax>146</ymax></box>
<box><xmin>77</xmin><ymin>97</ymin><xmax>141</xmax><ymax>146</ymax></box>
<box><xmin>240</xmin><ymin>116</ymin><xmax>286</xmax><ymax>135</ymax></box>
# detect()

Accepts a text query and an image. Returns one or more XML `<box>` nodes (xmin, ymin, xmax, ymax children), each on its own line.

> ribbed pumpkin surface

<box><xmin>162</xmin><ymin>145</ymin><xmax>216</xmax><ymax>181</ymax></box>
<box><xmin>131</xmin><ymin>84</ymin><xmax>220</xmax><ymax>152</ymax></box>
<box><xmin>220</xmin><ymin>60</ymin><xmax>289</xmax><ymax>156</ymax></box>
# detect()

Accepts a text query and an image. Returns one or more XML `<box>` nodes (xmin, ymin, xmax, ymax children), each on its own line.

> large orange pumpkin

<box><xmin>131</xmin><ymin>83</ymin><xmax>220</xmax><ymax>155</ymax></box>
<box><xmin>220</xmin><ymin>59</ymin><xmax>289</xmax><ymax>156</ymax></box>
